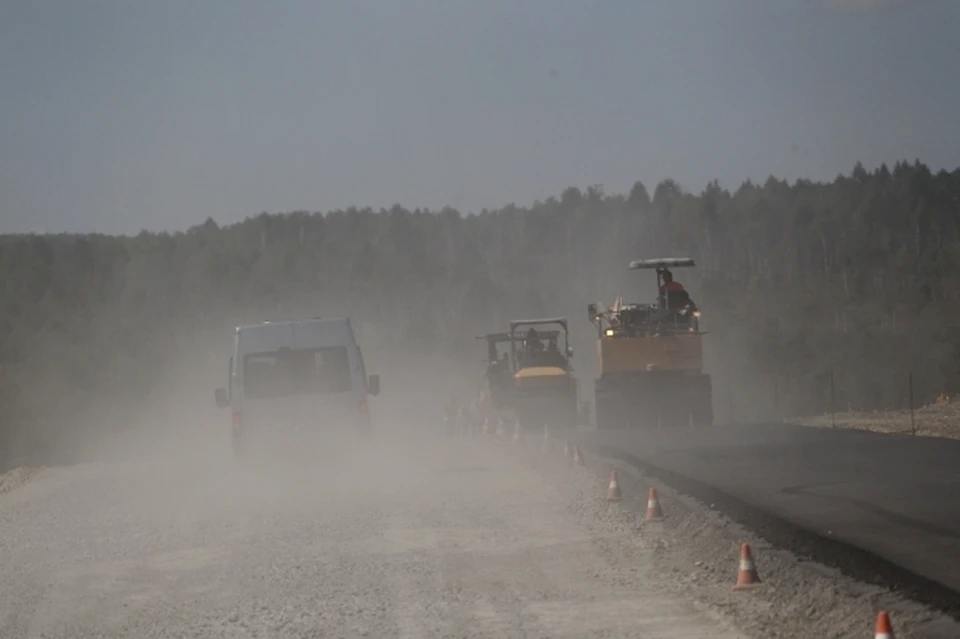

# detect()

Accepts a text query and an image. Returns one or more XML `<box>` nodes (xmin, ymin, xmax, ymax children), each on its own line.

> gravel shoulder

<box><xmin>548</xmin><ymin>435</ymin><xmax>960</xmax><ymax>639</ymax></box>
<box><xmin>1</xmin><ymin>431</ymin><xmax>745</xmax><ymax>638</ymax></box>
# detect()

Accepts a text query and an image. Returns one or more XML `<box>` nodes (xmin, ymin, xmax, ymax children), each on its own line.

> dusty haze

<box><xmin>3</xmin><ymin>4</ymin><xmax>960</xmax><ymax>636</ymax></box>
<box><xmin>4</xmin><ymin>164</ymin><xmax>960</xmax><ymax>471</ymax></box>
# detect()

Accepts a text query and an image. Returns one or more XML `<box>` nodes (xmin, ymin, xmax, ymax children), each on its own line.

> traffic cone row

<box><xmin>601</xmin><ymin>468</ymin><xmax>664</xmax><ymax>521</ymax></box>
<box><xmin>589</xmin><ymin>462</ymin><xmax>897</xmax><ymax>635</ymax></box>
<box><xmin>524</xmin><ymin>433</ymin><xmax>897</xmax><ymax>636</ymax></box>
<box><xmin>479</xmin><ymin>417</ymin><xmax>529</xmax><ymax>447</ymax></box>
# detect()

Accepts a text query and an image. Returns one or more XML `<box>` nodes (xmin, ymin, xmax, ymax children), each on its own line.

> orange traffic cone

<box><xmin>607</xmin><ymin>470</ymin><xmax>622</xmax><ymax>502</ymax></box>
<box><xmin>874</xmin><ymin>611</ymin><xmax>894</xmax><ymax>639</ymax></box>
<box><xmin>573</xmin><ymin>446</ymin><xmax>585</xmax><ymax>466</ymax></box>
<box><xmin>644</xmin><ymin>487</ymin><xmax>664</xmax><ymax>521</ymax></box>
<box><xmin>733</xmin><ymin>543</ymin><xmax>761</xmax><ymax>589</ymax></box>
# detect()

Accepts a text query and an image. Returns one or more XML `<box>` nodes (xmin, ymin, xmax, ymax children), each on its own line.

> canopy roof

<box><xmin>628</xmin><ymin>258</ymin><xmax>695</xmax><ymax>270</ymax></box>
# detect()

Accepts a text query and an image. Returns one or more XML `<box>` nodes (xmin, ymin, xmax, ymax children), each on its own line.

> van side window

<box><xmin>317</xmin><ymin>348</ymin><xmax>352</xmax><ymax>393</ymax></box>
<box><xmin>244</xmin><ymin>347</ymin><xmax>352</xmax><ymax>398</ymax></box>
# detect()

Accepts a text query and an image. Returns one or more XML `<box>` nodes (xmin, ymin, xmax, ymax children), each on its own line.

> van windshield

<box><xmin>243</xmin><ymin>347</ymin><xmax>352</xmax><ymax>398</ymax></box>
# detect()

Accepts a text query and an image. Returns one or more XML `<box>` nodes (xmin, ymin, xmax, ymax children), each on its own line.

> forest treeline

<box><xmin>2</xmin><ymin>160</ymin><xmax>960</xmax><ymax>467</ymax></box>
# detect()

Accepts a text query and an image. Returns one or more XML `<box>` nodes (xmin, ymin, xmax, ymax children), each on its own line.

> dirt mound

<box><xmin>796</xmin><ymin>399</ymin><xmax>960</xmax><ymax>440</ymax></box>
<box><xmin>0</xmin><ymin>466</ymin><xmax>43</xmax><ymax>496</ymax></box>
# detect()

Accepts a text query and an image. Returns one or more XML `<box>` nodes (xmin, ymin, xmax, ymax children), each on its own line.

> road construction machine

<box><xmin>588</xmin><ymin>258</ymin><xmax>712</xmax><ymax>429</ymax></box>
<box><xmin>479</xmin><ymin>318</ymin><xmax>578</xmax><ymax>431</ymax></box>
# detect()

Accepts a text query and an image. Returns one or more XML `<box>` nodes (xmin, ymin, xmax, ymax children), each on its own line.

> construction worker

<box><xmin>525</xmin><ymin>327</ymin><xmax>543</xmax><ymax>354</ymax></box>
<box><xmin>659</xmin><ymin>270</ymin><xmax>689</xmax><ymax>310</ymax></box>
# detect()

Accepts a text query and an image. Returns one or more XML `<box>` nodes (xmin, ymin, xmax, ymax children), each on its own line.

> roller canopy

<box><xmin>628</xmin><ymin>258</ymin><xmax>695</xmax><ymax>270</ymax></box>
<box><xmin>509</xmin><ymin>318</ymin><xmax>568</xmax><ymax>331</ymax></box>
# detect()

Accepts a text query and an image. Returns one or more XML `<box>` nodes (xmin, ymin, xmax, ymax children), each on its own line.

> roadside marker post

<box><xmin>908</xmin><ymin>372</ymin><xmax>916</xmax><ymax>436</ymax></box>
<box><xmin>830</xmin><ymin>368</ymin><xmax>836</xmax><ymax>429</ymax></box>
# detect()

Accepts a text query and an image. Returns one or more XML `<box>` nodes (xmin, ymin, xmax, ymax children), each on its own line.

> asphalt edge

<box><xmin>589</xmin><ymin>443</ymin><xmax>960</xmax><ymax>619</ymax></box>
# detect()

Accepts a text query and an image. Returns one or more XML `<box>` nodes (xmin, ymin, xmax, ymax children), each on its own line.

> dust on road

<box><xmin>0</xmin><ymin>432</ymin><xmax>743</xmax><ymax>638</ymax></box>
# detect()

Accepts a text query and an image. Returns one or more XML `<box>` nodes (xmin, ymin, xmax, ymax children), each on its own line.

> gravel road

<box><xmin>0</xmin><ymin>433</ymin><xmax>744</xmax><ymax>638</ymax></box>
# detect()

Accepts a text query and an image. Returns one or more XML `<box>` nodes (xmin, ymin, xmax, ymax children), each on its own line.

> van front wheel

<box><xmin>231</xmin><ymin>427</ymin><xmax>246</xmax><ymax>461</ymax></box>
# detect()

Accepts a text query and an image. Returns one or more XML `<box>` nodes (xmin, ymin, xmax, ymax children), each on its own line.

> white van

<box><xmin>215</xmin><ymin>318</ymin><xmax>379</xmax><ymax>455</ymax></box>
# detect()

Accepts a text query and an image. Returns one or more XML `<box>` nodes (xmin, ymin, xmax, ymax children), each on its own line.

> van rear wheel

<box><xmin>231</xmin><ymin>427</ymin><xmax>246</xmax><ymax>461</ymax></box>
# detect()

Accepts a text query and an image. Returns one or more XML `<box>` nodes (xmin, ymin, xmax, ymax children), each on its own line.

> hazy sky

<box><xmin>1</xmin><ymin>0</ymin><xmax>958</xmax><ymax>234</ymax></box>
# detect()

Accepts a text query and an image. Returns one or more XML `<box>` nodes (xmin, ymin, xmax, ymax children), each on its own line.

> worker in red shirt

<box><xmin>658</xmin><ymin>269</ymin><xmax>689</xmax><ymax>310</ymax></box>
